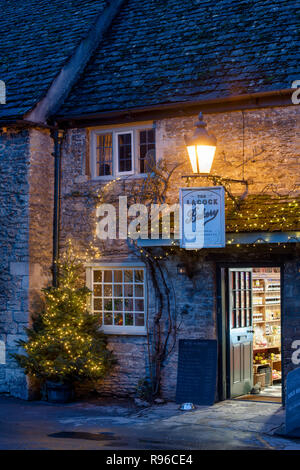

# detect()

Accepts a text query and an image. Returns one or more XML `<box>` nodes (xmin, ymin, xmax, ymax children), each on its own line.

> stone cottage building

<box><xmin>0</xmin><ymin>0</ymin><xmax>299</xmax><ymax>402</ymax></box>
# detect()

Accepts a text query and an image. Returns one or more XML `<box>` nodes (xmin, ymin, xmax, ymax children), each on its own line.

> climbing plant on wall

<box><xmin>95</xmin><ymin>158</ymin><xmax>184</xmax><ymax>398</ymax></box>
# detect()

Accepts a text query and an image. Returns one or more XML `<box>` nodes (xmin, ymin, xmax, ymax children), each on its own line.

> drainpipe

<box><xmin>51</xmin><ymin>129</ymin><xmax>65</xmax><ymax>287</ymax></box>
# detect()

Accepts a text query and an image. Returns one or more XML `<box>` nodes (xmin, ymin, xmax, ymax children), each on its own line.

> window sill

<box><xmin>101</xmin><ymin>326</ymin><xmax>147</xmax><ymax>336</ymax></box>
<box><xmin>90</xmin><ymin>173</ymin><xmax>149</xmax><ymax>183</ymax></box>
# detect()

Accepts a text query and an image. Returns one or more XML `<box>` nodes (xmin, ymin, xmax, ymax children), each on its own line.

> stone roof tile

<box><xmin>58</xmin><ymin>0</ymin><xmax>299</xmax><ymax>117</ymax></box>
<box><xmin>0</xmin><ymin>0</ymin><xmax>107</xmax><ymax>119</ymax></box>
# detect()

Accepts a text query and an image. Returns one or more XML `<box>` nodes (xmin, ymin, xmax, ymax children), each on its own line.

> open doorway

<box><xmin>225</xmin><ymin>266</ymin><xmax>282</xmax><ymax>403</ymax></box>
<box><xmin>251</xmin><ymin>268</ymin><xmax>281</xmax><ymax>400</ymax></box>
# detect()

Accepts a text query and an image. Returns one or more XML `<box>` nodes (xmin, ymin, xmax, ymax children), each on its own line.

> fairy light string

<box><xmin>13</xmin><ymin>241</ymin><xmax>115</xmax><ymax>382</ymax></box>
<box><xmin>67</xmin><ymin>170</ymin><xmax>300</xmax><ymax>266</ymax></box>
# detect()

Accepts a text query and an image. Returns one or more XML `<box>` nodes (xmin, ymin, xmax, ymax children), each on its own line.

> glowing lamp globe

<box><xmin>185</xmin><ymin>112</ymin><xmax>217</xmax><ymax>174</ymax></box>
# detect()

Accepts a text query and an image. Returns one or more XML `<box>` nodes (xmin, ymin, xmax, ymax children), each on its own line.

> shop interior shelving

<box><xmin>252</xmin><ymin>268</ymin><xmax>281</xmax><ymax>385</ymax></box>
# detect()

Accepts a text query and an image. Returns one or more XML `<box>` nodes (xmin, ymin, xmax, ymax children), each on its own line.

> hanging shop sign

<box><xmin>179</xmin><ymin>186</ymin><xmax>225</xmax><ymax>249</ymax></box>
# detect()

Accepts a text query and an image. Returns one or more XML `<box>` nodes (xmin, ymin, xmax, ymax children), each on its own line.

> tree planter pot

<box><xmin>46</xmin><ymin>381</ymin><xmax>74</xmax><ymax>403</ymax></box>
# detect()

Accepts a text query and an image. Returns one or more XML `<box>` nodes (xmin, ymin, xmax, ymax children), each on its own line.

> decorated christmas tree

<box><xmin>13</xmin><ymin>247</ymin><xmax>115</xmax><ymax>385</ymax></box>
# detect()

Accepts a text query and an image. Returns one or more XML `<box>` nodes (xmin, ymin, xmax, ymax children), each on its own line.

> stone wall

<box><xmin>59</xmin><ymin>104</ymin><xmax>299</xmax><ymax>400</ymax></box>
<box><xmin>1</xmin><ymin>105</ymin><xmax>298</xmax><ymax>401</ymax></box>
<box><xmin>74</xmin><ymin>253</ymin><xmax>216</xmax><ymax>400</ymax></box>
<box><xmin>158</xmin><ymin>258</ymin><xmax>216</xmax><ymax>400</ymax></box>
<box><xmin>0</xmin><ymin>128</ymin><xmax>54</xmax><ymax>399</ymax></box>
<box><xmin>155</xmin><ymin>106</ymin><xmax>300</xmax><ymax>198</ymax></box>
<box><xmin>0</xmin><ymin>130</ymin><xmax>30</xmax><ymax>398</ymax></box>
<box><xmin>28</xmin><ymin>129</ymin><xmax>54</xmax><ymax>321</ymax></box>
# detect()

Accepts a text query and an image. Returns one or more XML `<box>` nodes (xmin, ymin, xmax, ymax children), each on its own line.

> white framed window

<box><xmin>90</xmin><ymin>123</ymin><xmax>156</xmax><ymax>180</ymax></box>
<box><xmin>86</xmin><ymin>264</ymin><xmax>147</xmax><ymax>335</ymax></box>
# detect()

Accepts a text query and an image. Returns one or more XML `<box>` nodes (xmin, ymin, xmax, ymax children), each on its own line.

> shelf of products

<box><xmin>252</xmin><ymin>268</ymin><xmax>281</xmax><ymax>388</ymax></box>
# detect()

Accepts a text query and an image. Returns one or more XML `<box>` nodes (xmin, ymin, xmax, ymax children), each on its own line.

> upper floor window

<box><xmin>90</xmin><ymin>124</ymin><xmax>156</xmax><ymax>179</ymax></box>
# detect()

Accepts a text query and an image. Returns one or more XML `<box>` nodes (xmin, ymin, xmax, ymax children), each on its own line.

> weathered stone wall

<box><xmin>28</xmin><ymin>129</ymin><xmax>54</xmax><ymax>320</ymax></box>
<box><xmin>155</xmin><ymin>106</ymin><xmax>300</xmax><ymax>198</ymax></box>
<box><xmin>0</xmin><ymin>128</ymin><xmax>54</xmax><ymax>399</ymax></box>
<box><xmin>73</xmin><ymin>253</ymin><xmax>216</xmax><ymax>400</ymax></box>
<box><xmin>0</xmin><ymin>130</ymin><xmax>30</xmax><ymax>398</ymax></box>
<box><xmin>60</xmin><ymin>105</ymin><xmax>299</xmax><ymax>400</ymax></box>
<box><xmin>158</xmin><ymin>258</ymin><xmax>216</xmax><ymax>400</ymax></box>
<box><xmin>1</xmin><ymin>106</ymin><xmax>298</xmax><ymax>401</ymax></box>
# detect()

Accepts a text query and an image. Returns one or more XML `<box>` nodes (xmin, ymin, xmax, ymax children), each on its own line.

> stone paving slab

<box><xmin>47</xmin><ymin>399</ymin><xmax>285</xmax><ymax>437</ymax></box>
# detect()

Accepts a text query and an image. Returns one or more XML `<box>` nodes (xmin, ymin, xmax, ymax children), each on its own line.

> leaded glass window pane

<box><xmin>96</xmin><ymin>133</ymin><xmax>113</xmax><ymax>176</ymax></box>
<box><xmin>118</xmin><ymin>133</ymin><xmax>132</xmax><ymax>172</ymax></box>
<box><xmin>139</xmin><ymin>129</ymin><xmax>155</xmax><ymax>173</ymax></box>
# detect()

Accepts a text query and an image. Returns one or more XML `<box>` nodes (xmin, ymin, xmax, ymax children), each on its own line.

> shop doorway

<box><xmin>229</xmin><ymin>268</ymin><xmax>253</xmax><ymax>398</ymax></box>
<box><xmin>218</xmin><ymin>266</ymin><xmax>282</xmax><ymax>403</ymax></box>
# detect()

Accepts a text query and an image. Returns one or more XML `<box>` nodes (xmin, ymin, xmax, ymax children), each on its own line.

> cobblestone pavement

<box><xmin>0</xmin><ymin>396</ymin><xmax>299</xmax><ymax>450</ymax></box>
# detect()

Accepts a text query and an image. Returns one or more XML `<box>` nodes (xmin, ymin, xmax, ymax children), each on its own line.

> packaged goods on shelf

<box><xmin>252</xmin><ymin>268</ymin><xmax>281</xmax><ymax>389</ymax></box>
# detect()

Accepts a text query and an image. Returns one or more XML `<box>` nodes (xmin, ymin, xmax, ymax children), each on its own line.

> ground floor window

<box><xmin>88</xmin><ymin>265</ymin><xmax>146</xmax><ymax>335</ymax></box>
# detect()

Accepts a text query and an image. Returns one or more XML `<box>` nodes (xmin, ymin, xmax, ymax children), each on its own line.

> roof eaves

<box><xmin>55</xmin><ymin>88</ymin><xmax>294</xmax><ymax>126</ymax></box>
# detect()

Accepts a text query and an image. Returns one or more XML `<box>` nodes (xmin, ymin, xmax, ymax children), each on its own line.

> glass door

<box><xmin>229</xmin><ymin>268</ymin><xmax>254</xmax><ymax>397</ymax></box>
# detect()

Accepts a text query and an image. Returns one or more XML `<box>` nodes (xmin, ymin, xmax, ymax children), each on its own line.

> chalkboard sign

<box><xmin>176</xmin><ymin>339</ymin><xmax>217</xmax><ymax>406</ymax></box>
<box><xmin>286</xmin><ymin>367</ymin><xmax>300</xmax><ymax>436</ymax></box>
